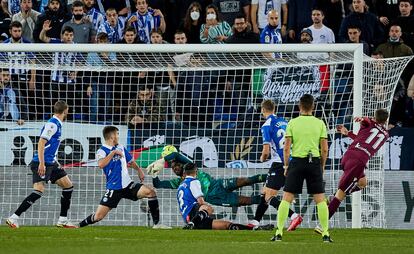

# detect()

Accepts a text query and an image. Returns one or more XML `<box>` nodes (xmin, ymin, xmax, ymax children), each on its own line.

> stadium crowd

<box><xmin>0</xmin><ymin>0</ymin><xmax>413</xmax><ymax>128</ymax></box>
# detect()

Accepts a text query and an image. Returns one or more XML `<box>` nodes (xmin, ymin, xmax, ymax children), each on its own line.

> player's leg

<box><xmin>6</xmin><ymin>163</ymin><xmax>50</xmax><ymax>228</ymax></box>
<box><xmin>136</xmin><ymin>184</ymin><xmax>170</xmax><ymax>229</ymax></box>
<box><xmin>213</xmin><ymin>220</ymin><xmax>254</xmax><ymax>230</ymax></box>
<box><xmin>53</xmin><ymin>166</ymin><xmax>77</xmax><ymax>228</ymax></box>
<box><xmin>223</xmin><ymin>174</ymin><xmax>267</xmax><ymax>191</ymax></box>
<box><xmin>79</xmin><ymin>205</ymin><xmax>111</xmax><ymax>227</ymax></box>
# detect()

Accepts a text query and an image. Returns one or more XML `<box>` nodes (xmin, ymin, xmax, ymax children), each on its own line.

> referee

<box><xmin>272</xmin><ymin>94</ymin><xmax>332</xmax><ymax>243</ymax></box>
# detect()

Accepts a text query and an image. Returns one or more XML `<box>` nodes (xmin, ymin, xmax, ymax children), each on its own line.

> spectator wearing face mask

<box><xmin>179</xmin><ymin>1</ymin><xmax>203</xmax><ymax>43</ymax></box>
<box><xmin>200</xmin><ymin>4</ymin><xmax>232</xmax><ymax>44</ymax></box>
<box><xmin>62</xmin><ymin>0</ymin><xmax>96</xmax><ymax>43</ymax></box>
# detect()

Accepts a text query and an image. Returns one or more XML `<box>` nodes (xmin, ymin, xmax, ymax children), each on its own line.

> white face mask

<box><xmin>206</xmin><ymin>13</ymin><xmax>216</xmax><ymax>20</ymax></box>
<box><xmin>190</xmin><ymin>11</ymin><xmax>200</xmax><ymax>21</ymax></box>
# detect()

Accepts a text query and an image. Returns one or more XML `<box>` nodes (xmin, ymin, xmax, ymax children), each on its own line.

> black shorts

<box><xmin>265</xmin><ymin>162</ymin><xmax>286</xmax><ymax>190</ymax></box>
<box><xmin>99</xmin><ymin>182</ymin><xmax>143</xmax><ymax>208</ymax></box>
<box><xmin>187</xmin><ymin>204</ymin><xmax>214</xmax><ymax>229</ymax></box>
<box><xmin>30</xmin><ymin>162</ymin><xmax>67</xmax><ymax>184</ymax></box>
<box><xmin>284</xmin><ymin>157</ymin><xmax>324</xmax><ymax>194</ymax></box>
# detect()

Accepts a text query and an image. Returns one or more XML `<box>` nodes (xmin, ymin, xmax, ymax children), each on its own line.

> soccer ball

<box><xmin>161</xmin><ymin>145</ymin><xmax>178</xmax><ymax>158</ymax></box>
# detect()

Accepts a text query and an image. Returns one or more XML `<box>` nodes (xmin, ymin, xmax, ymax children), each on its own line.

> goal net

<box><xmin>0</xmin><ymin>44</ymin><xmax>412</xmax><ymax>228</ymax></box>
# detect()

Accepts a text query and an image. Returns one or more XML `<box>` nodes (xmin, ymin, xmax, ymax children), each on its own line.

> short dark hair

<box><xmin>124</xmin><ymin>26</ymin><xmax>137</xmax><ymax>34</ymax></box>
<box><xmin>61</xmin><ymin>26</ymin><xmax>74</xmax><ymax>34</ymax></box>
<box><xmin>375</xmin><ymin>109</ymin><xmax>389</xmax><ymax>124</ymax></box>
<box><xmin>261</xmin><ymin>100</ymin><xmax>275</xmax><ymax>112</ymax></box>
<box><xmin>347</xmin><ymin>25</ymin><xmax>361</xmax><ymax>31</ymax></box>
<box><xmin>9</xmin><ymin>21</ymin><xmax>22</xmax><ymax>30</ymax></box>
<box><xmin>299</xmin><ymin>94</ymin><xmax>314</xmax><ymax>111</ymax></box>
<box><xmin>72</xmin><ymin>0</ymin><xmax>84</xmax><ymax>9</ymax></box>
<box><xmin>371</xmin><ymin>50</ymin><xmax>384</xmax><ymax>57</ymax></box>
<box><xmin>102</xmin><ymin>126</ymin><xmax>119</xmax><ymax>140</ymax></box>
<box><xmin>399</xmin><ymin>0</ymin><xmax>412</xmax><ymax>5</ymax></box>
<box><xmin>54</xmin><ymin>100</ymin><xmax>68</xmax><ymax>114</ymax></box>
<box><xmin>234</xmin><ymin>14</ymin><xmax>246</xmax><ymax>21</ymax></box>
<box><xmin>150</xmin><ymin>28</ymin><xmax>163</xmax><ymax>36</ymax></box>
<box><xmin>311</xmin><ymin>7</ymin><xmax>324</xmax><ymax>15</ymax></box>
<box><xmin>183</xmin><ymin>162</ymin><xmax>197</xmax><ymax>173</ymax></box>
<box><xmin>97</xmin><ymin>32</ymin><xmax>109</xmax><ymax>42</ymax></box>
<box><xmin>174</xmin><ymin>30</ymin><xmax>186</xmax><ymax>36</ymax></box>
<box><xmin>106</xmin><ymin>7</ymin><xmax>117</xmax><ymax>14</ymax></box>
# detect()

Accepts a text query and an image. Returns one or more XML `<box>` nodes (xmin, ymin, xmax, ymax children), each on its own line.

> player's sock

<box><xmin>79</xmin><ymin>214</ymin><xmax>96</xmax><ymax>227</ymax></box>
<box><xmin>347</xmin><ymin>185</ymin><xmax>361</xmax><ymax>195</ymax></box>
<box><xmin>148</xmin><ymin>197</ymin><xmax>160</xmax><ymax>225</ymax></box>
<box><xmin>276</xmin><ymin>200</ymin><xmax>290</xmax><ymax>236</ymax></box>
<box><xmin>247</xmin><ymin>174</ymin><xmax>267</xmax><ymax>184</ymax></box>
<box><xmin>253</xmin><ymin>195</ymin><xmax>268</xmax><ymax>221</ymax></box>
<box><xmin>328</xmin><ymin>197</ymin><xmax>342</xmax><ymax>219</ymax></box>
<box><xmin>60</xmin><ymin>187</ymin><xmax>73</xmax><ymax>217</ymax></box>
<box><xmin>228</xmin><ymin>223</ymin><xmax>253</xmax><ymax>230</ymax></box>
<box><xmin>317</xmin><ymin>201</ymin><xmax>329</xmax><ymax>236</ymax></box>
<box><xmin>14</xmin><ymin>190</ymin><xmax>43</xmax><ymax>216</ymax></box>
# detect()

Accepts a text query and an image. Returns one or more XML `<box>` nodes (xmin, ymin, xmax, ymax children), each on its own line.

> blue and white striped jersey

<box><xmin>86</xmin><ymin>8</ymin><xmax>105</xmax><ymax>32</ymax></box>
<box><xmin>177</xmin><ymin>176</ymin><xmax>203</xmax><ymax>223</ymax></box>
<box><xmin>32</xmin><ymin>116</ymin><xmax>63</xmax><ymax>164</ymax></box>
<box><xmin>96</xmin><ymin>144</ymin><xmax>134</xmax><ymax>190</ymax></box>
<box><xmin>97</xmin><ymin>17</ymin><xmax>126</xmax><ymax>43</ymax></box>
<box><xmin>261</xmin><ymin>114</ymin><xmax>287</xmax><ymax>163</ymax></box>
<box><xmin>50</xmin><ymin>38</ymin><xmax>80</xmax><ymax>83</ymax></box>
<box><xmin>1</xmin><ymin>38</ymin><xmax>35</xmax><ymax>75</ymax></box>
<box><xmin>127</xmin><ymin>10</ymin><xmax>160</xmax><ymax>44</ymax></box>
<box><xmin>260</xmin><ymin>25</ymin><xmax>282</xmax><ymax>58</ymax></box>
<box><xmin>7</xmin><ymin>0</ymin><xmax>20</xmax><ymax>15</ymax></box>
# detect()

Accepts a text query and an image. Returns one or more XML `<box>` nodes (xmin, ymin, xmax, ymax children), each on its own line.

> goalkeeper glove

<box><xmin>146</xmin><ymin>158</ymin><xmax>165</xmax><ymax>176</ymax></box>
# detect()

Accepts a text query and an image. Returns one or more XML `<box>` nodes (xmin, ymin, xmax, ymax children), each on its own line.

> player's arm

<box><xmin>164</xmin><ymin>152</ymin><xmax>192</xmax><ymax>164</ymax></box>
<box><xmin>283</xmin><ymin>136</ymin><xmax>292</xmax><ymax>176</ymax></box>
<box><xmin>97</xmin><ymin>150</ymin><xmax>123</xmax><ymax>169</ymax></box>
<box><xmin>320</xmin><ymin>138</ymin><xmax>328</xmax><ymax>173</ymax></box>
<box><xmin>190</xmin><ymin>180</ymin><xmax>205</xmax><ymax>205</ymax></box>
<box><xmin>336</xmin><ymin>124</ymin><xmax>357</xmax><ymax>139</ymax></box>
<box><xmin>37</xmin><ymin>138</ymin><xmax>48</xmax><ymax>176</ymax></box>
<box><xmin>260</xmin><ymin>125</ymin><xmax>271</xmax><ymax>162</ymax></box>
<box><xmin>152</xmin><ymin>177</ymin><xmax>180</xmax><ymax>189</ymax></box>
<box><xmin>129</xmin><ymin>160</ymin><xmax>145</xmax><ymax>182</ymax></box>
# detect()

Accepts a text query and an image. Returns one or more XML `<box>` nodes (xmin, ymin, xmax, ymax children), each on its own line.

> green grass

<box><xmin>1</xmin><ymin>227</ymin><xmax>413</xmax><ymax>254</ymax></box>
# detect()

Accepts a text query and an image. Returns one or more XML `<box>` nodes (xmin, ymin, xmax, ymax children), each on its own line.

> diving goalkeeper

<box><xmin>147</xmin><ymin>146</ymin><xmax>266</xmax><ymax>207</ymax></box>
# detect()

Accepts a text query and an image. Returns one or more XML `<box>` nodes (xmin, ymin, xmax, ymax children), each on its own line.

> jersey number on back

<box><xmin>365</xmin><ymin>128</ymin><xmax>386</xmax><ymax>150</ymax></box>
<box><xmin>277</xmin><ymin>129</ymin><xmax>286</xmax><ymax>149</ymax></box>
<box><xmin>178</xmin><ymin>190</ymin><xmax>184</xmax><ymax>209</ymax></box>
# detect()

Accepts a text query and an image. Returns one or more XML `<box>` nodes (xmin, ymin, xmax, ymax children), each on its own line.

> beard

<box><xmin>11</xmin><ymin>35</ymin><xmax>21</xmax><ymax>41</ymax></box>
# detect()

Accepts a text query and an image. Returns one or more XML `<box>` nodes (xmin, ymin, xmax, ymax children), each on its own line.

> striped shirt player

<box><xmin>86</xmin><ymin>7</ymin><xmax>105</xmax><ymax>32</ymax></box>
<box><xmin>6</xmin><ymin>101</ymin><xmax>77</xmax><ymax>229</ymax></box>
<box><xmin>127</xmin><ymin>9</ymin><xmax>160</xmax><ymax>44</ymax></box>
<box><xmin>97</xmin><ymin>17</ymin><xmax>126</xmax><ymax>43</ymax></box>
<box><xmin>49</xmin><ymin>38</ymin><xmax>80</xmax><ymax>84</ymax></box>
<box><xmin>177</xmin><ymin>176</ymin><xmax>204</xmax><ymax>224</ymax></box>
<box><xmin>78</xmin><ymin>126</ymin><xmax>170</xmax><ymax>229</ymax></box>
<box><xmin>260</xmin><ymin>24</ymin><xmax>282</xmax><ymax>58</ymax></box>
<box><xmin>261</xmin><ymin>114</ymin><xmax>287</xmax><ymax>163</ymax></box>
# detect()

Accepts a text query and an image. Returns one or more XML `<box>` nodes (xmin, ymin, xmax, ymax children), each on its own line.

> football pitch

<box><xmin>1</xmin><ymin>227</ymin><xmax>414</xmax><ymax>254</ymax></box>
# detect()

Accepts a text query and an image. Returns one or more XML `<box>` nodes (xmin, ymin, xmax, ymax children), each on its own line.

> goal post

<box><xmin>0</xmin><ymin>43</ymin><xmax>412</xmax><ymax>228</ymax></box>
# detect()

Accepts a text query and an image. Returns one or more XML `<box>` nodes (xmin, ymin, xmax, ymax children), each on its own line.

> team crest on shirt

<box><xmin>265</xmin><ymin>35</ymin><xmax>270</xmax><ymax>43</ymax></box>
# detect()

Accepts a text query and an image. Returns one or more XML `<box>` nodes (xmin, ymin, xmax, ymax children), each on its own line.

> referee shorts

<box><xmin>284</xmin><ymin>157</ymin><xmax>325</xmax><ymax>194</ymax></box>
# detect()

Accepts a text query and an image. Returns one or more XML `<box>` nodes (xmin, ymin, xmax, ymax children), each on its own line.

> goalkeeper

<box><xmin>147</xmin><ymin>146</ymin><xmax>266</xmax><ymax>207</ymax></box>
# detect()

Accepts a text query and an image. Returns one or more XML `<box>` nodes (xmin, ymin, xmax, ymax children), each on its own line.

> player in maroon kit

<box><xmin>315</xmin><ymin>109</ymin><xmax>389</xmax><ymax>234</ymax></box>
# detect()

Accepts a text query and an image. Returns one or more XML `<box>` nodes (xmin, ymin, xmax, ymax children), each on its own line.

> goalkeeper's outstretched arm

<box><xmin>152</xmin><ymin>177</ymin><xmax>181</xmax><ymax>189</ymax></box>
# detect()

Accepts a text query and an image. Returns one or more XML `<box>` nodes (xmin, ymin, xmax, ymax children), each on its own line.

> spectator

<box><xmin>174</xmin><ymin>30</ymin><xmax>187</xmax><ymax>44</ymax></box>
<box><xmin>287</xmin><ymin>0</ymin><xmax>315</xmax><ymax>42</ymax></box>
<box><xmin>62</xmin><ymin>0</ymin><xmax>96</xmax><ymax>43</ymax></box>
<box><xmin>85</xmin><ymin>33</ymin><xmax>116</xmax><ymax>123</ymax></box>
<box><xmin>346</xmin><ymin>25</ymin><xmax>370</xmax><ymax>55</ymax></box>
<box><xmin>126</xmin><ymin>86</ymin><xmax>165</xmax><ymax>128</ymax></box>
<box><xmin>37</xmin><ymin>0</ymin><xmax>69</xmax><ymax>13</ymax></box>
<box><xmin>94</xmin><ymin>0</ymin><xmax>130</xmax><ymax>17</ymax></box>
<box><xmin>376</xmin><ymin>25</ymin><xmax>413</xmax><ymax>58</ymax></box>
<box><xmin>179</xmin><ymin>1</ymin><xmax>203</xmax><ymax>43</ymax></box>
<box><xmin>307</xmin><ymin>8</ymin><xmax>335</xmax><ymax>44</ymax></box>
<box><xmin>83</xmin><ymin>0</ymin><xmax>105</xmax><ymax>32</ymax></box>
<box><xmin>260</xmin><ymin>10</ymin><xmax>282</xmax><ymax>58</ymax></box>
<box><xmin>2</xmin><ymin>21</ymin><xmax>34</xmax><ymax>120</ymax></box>
<box><xmin>338</xmin><ymin>0</ymin><xmax>384</xmax><ymax>50</ymax></box>
<box><xmin>12</xmin><ymin>0</ymin><xmax>40</xmax><ymax>42</ymax></box>
<box><xmin>226</xmin><ymin>14</ymin><xmax>259</xmax><ymax>43</ymax></box>
<box><xmin>2</xmin><ymin>0</ymin><xmax>21</xmax><ymax>16</ymax></box>
<box><xmin>312</xmin><ymin>0</ymin><xmax>344</xmax><ymax>37</ymax></box>
<box><xmin>40</xmin><ymin>24</ymin><xmax>80</xmax><ymax>116</ymax></box>
<box><xmin>296</xmin><ymin>28</ymin><xmax>320</xmax><ymax>59</ymax></box>
<box><xmin>200</xmin><ymin>4</ymin><xmax>232</xmax><ymax>44</ymax></box>
<box><xmin>0</xmin><ymin>68</ymin><xmax>25</xmax><ymax>125</ymax></box>
<box><xmin>33</xmin><ymin>0</ymin><xmax>71</xmax><ymax>43</ymax></box>
<box><xmin>0</xmin><ymin>1</ymin><xmax>11</xmax><ymax>39</ymax></box>
<box><xmin>213</xmin><ymin>0</ymin><xmax>250</xmax><ymax>26</ymax></box>
<box><xmin>251</xmin><ymin>0</ymin><xmax>287</xmax><ymax>35</ymax></box>
<box><xmin>119</xmin><ymin>26</ymin><xmax>141</xmax><ymax>43</ymax></box>
<box><xmin>126</xmin><ymin>0</ymin><xmax>166</xmax><ymax>44</ymax></box>
<box><xmin>376</xmin><ymin>0</ymin><xmax>400</xmax><ymax>28</ymax></box>
<box><xmin>392</xmin><ymin>0</ymin><xmax>414</xmax><ymax>50</ymax></box>
<box><xmin>150</xmin><ymin>28</ymin><xmax>168</xmax><ymax>44</ymax></box>
<box><xmin>97</xmin><ymin>8</ymin><xmax>126</xmax><ymax>43</ymax></box>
